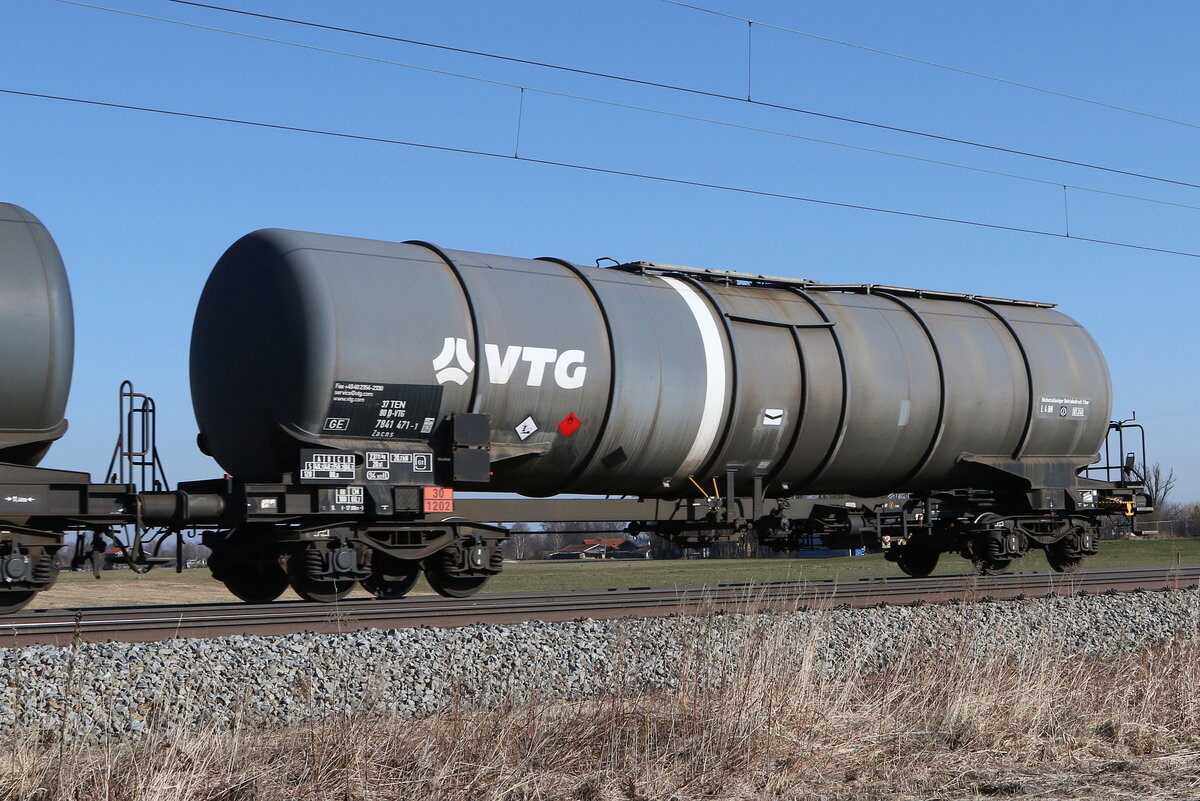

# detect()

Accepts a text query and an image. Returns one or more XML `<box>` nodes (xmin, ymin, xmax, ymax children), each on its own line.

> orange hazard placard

<box><xmin>423</xmin><ymin>486</ymin><xmax>454</xmax><ymax>514</ymax></box>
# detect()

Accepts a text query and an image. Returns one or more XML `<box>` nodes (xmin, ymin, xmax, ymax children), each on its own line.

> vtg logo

<box><xmin>432</xmin><ymin>337</ymin><xmax>587</xmax><ymax>389</ymax></box>
<box><xmin>431</xmin><ymin>337</ymin><xmax>475</xmax><ymax>386</ymax></box>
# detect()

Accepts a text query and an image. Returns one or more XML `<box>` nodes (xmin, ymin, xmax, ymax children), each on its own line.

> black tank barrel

<box><xmin>190</xmin><ymin>230</ymin><xmax>1111</xmax><ymax>497</ymax></box>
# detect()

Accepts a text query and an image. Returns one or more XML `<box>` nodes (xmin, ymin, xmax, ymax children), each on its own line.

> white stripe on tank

<box><xmin>659</xmin><ymin>276</ymin><xmax>727</xmax><ymax>479</ymax></box>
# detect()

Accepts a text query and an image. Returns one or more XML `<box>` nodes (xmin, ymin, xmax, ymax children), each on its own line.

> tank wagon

<box><xmin>0</xmin><ymin>208</ymin><xmax>1153</xmax><ymax>610</ymax></box>
<box><xmin>174</xmin><ymin>228</ymin><xmax>1147</xmax><ymax>600</ymax></box>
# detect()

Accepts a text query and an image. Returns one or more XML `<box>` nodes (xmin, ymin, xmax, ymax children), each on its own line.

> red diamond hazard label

<box><xmin>557</xmin><ymin>412</ymin><xmax>581</xmax><ymax>438</ymax></box>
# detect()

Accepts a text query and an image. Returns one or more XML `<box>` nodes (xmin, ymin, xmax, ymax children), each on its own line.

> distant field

<box><xmin>30</xmin><ymin>537</ymin><xmax>1200</xmax><ymax>610</ymax></box>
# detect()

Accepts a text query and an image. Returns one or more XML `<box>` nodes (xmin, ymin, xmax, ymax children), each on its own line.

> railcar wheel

<box><xmin>1045</xmin><ymin>544</ymin><xmax>1083</xmax><ymax>574</ymax></box>
<box><xmin>895</xmin><ymin>547</ymin><xmax>939</xmax><ymax>578</ymax></box>
<box><xmin>286</xmin><ymin>553</ymin><xmax>356</xmax><ymax>603</ymax></box>
<box><xmin>422</xmin><ymin>553</ymin><xmax>489</xmax><ymax>599</ymax></box>
<box><xmin>221</xmin><ymin>566</ymin><xmax>289</xmax><ymax>604</ymax></box>
<box><xmin>362</xmin><ymin>557</ymin><xmax>420</xmax><ymax>600</ymax></box>
<box><xmin>209</xmin><ymin>528</ymin><xmax>291</xmax><ymax>603</ymax></box>
<box><xmin>973</xmin><ymin>558</ymin><xmax>1011</xmax><ymax>576</ymax></box>
<box><xmin>0</xmin><ymin>591</ymin><xmax>37</xmax><ymax>615</ymax></box>
<box><xmin>288</xmin><ymin>574</ymin><xmax>356</xmax><ymax>603</ymax></box>
<box><xmin>969</xmin><ymin>515</ymin><xmax>1014</xmax><ymax>575</ymax></box>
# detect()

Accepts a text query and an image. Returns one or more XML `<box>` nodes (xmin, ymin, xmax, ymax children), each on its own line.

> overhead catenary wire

<box><xmin>657</xmin><ymin>0</ymin><xmax>1200</xmax><ymax>133</ymax></box>
<box><xmin>54</xmin><ymin>0</ymin><xmax>1200</xmax><ymax>215</ymax></box>
<box><xmin>4</xmin><ymin>86</ymin><xmax>1200</xmax><ymax>261</ymax></box>
<box><xmin>161</xmin><ymin>0</ymin><xmax>1200</xmax><ymax>192</ymax></box>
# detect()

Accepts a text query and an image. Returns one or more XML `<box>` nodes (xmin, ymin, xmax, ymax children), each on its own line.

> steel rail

<box><xmin>3</xmin><ymin>566</ymin><xmax>1197</xmax><ymax>647</ymax></box>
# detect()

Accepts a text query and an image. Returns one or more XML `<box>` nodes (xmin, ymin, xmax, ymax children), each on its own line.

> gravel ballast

<box><xmin>1</xmin><ymin>589</ymin><xmax>1197</xmax><ymax>740</ymax></box>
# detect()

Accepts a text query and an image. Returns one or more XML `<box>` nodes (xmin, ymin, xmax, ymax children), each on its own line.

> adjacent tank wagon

<box><xmin>0</xmin><ymin>205</ymin><xmax>129</xmax><ymax>613</ymax></box>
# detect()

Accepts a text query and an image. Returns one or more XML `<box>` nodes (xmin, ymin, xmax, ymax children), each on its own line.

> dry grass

<box><xmin>35</xmin><ymin>570</ymin><xmax>383</xmax><ymax>608</ymax></box>
<box><xmin>2</xmin><ymin>613</ymin><xmax>1200</xmax><ymax>800</ymax></box>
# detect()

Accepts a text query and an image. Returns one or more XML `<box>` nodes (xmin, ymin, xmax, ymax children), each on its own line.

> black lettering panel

<box><xmin>322</xmin><ymin>382</ymin><xmax>443</xmax><ymax>440</ymax></box>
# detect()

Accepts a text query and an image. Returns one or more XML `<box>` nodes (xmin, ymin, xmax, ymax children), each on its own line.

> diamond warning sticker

<box><xmin>557</xmin><ymin>412</ymin><xmax>581</xmax><ymax>438</ymax></box>
<box><xmin>515</xmin><ymin>416</ymin><xmax>539</xmax><ymax>440</ymax></box>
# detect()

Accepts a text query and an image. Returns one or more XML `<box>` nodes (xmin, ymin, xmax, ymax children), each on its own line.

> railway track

<box><xmin>3</xmin><ymin>566</ymin><xmax>1197</xmax><ymax>647</ymax></box>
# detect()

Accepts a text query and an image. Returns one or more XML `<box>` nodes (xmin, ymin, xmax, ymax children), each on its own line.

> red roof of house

<box><xmin>584</xmin><ymin>538</ymin><xmax>628</xmax><ymax>549</ymax></box>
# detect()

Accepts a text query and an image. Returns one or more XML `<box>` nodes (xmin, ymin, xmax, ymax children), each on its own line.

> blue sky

<box><xmin>2</xmin><ymin>0</ymin><xmax>1197</xmax><ymax>503</ymax></box>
